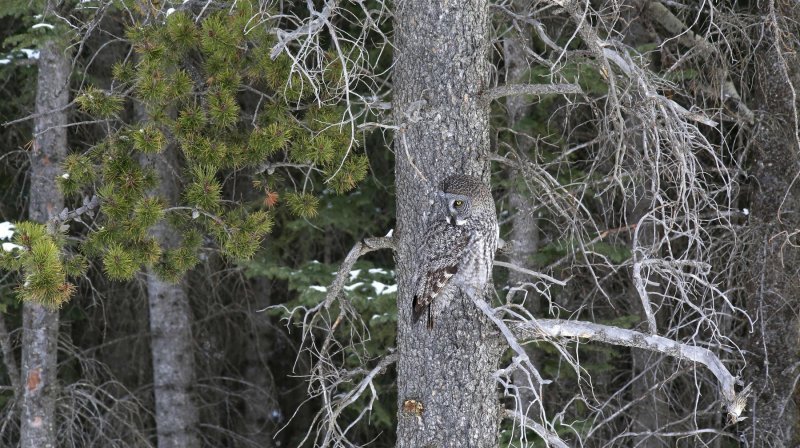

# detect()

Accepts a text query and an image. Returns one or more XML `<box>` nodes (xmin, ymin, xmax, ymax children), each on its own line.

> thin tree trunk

<box><xmin>503</xmin><ymin>22</ymin><xmax>541</xmax><ymax>420</ymax></box>
<box><xmin>140</xmin><ymin>147</ymin><xmax>199</xmax><ymax>448</ymax></box>
<box><xmin>20</xmin><ymin>35</ymin><xmax>70</xmax><ymax>448</ymax></box>
<box><xmin>503</xmin><ymin>27</ymin><xmax>539</xmax><ymax>287</ymax></box>
<box><xmin>393</xmin><ymin>0</ymin><xmax>503</xmax><ymax>446</ymax></box>
<box><xmin>130</xmin><ymin>6</ymin><xmax>199</xmax><ymax>440</ymax></box>
<box><xmin>742</xmin><ymin>5</ymin><xmax>800</xmax><ymax>445</ymax></box>
<box><xmin>240</xmin><ymin>278</ymin><xmax>277</xmax><ymax>447</ymax></box>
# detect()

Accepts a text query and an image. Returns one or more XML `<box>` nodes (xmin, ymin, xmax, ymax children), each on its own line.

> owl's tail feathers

<box><xmin>411</xmin><ymin>296</ymin><xmax>434</xmax><ymax>330</ymax></box>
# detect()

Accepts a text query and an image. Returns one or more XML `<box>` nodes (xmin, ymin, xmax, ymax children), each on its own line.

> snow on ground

<box><xmin>370</xmin><ymin>281</ymin><xmax>397</xmax><ymax>295</ymax></box>
<box><xmin>20</xmin><ymin>49</ymin><xmax>40</xmax><ymax>59</ymax></box>
<box><xmin>0</xmin><ymin>222</ymin><xmax>14</xmax><ymax>240</ymax></box>
<box><xmin>344</xmin><ymin>282</ymin><xmax>364</xmax><ymax>291</ymax></box>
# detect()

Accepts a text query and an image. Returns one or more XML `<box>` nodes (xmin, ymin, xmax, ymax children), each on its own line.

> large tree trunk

<box><xmin>140</xmin><ymin>147</ymin><xmax>199</xmax><ymax>448</ymax></box>
<box><xmin>393</xmin><ymin>0</ymin><xmax>503</xmax><ymax>446</ymax></box>
<box><xmin>20</xmin><ymin>36</ymin><xmax>70</xmax><ymax>448</ymax></box>
<box><xmin>742</xmin><ymin>5</ymin><xmax>800</xmax><ymax>445</ymax></box>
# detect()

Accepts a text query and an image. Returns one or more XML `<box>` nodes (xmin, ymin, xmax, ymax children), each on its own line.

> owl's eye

<box><xmin>453</xmin><ymin>200</ymin><xmax>463</xmax><ymax>208</ymax></box>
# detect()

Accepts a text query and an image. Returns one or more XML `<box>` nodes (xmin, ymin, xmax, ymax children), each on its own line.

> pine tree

<box><xmin>2</xmin><ymin>0</ymin><xmax>375</xmax><ymax>446</ymax></box>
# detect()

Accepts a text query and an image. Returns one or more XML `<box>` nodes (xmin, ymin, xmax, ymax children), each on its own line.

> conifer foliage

<box><xmin>7</xmin><ymin>1</ymin><xmax>371</xmax><ymax>300</ymax></box>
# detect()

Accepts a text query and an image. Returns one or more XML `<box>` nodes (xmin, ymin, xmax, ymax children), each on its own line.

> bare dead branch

<box><xmin>273</xmin><ymin>233</ymin><xmax>395</xmax><ymax>447</ymax></box>
<box><xmin>511</xmin><ymin>319</ymin><xmax>751</xmax><ymax>424</ymax></box>
<box><xmin>318</xmin><ymin>352</ymin><xmax>398</xmax><ymax>446</ymax></box>
<box><xmin>2</xmin><ymin>99</ymin><xmax>77</xmax><ymax>127</ymax></box>
<box><xmin>269</xmin><ymin>1</ymin><xmax>334</xmax><ymax>60</ymax></box>
<box><xmin>494</xmin><ymin>260</ymin><xmax>567</xmax><ymax>286</ymax></box>
<box><xmin>642</xmin><ymin>0</ymin><xmax>754</xmax><ymax>125</ymax></box>
<box><xmin>0</xmin><ymin>315</ymin><xmax>20</xmax><ymax>395</ymax></box>
<box><xmin>483</xmin><ymin>83</ymin><xmax>583</xmax><ymax>103</ymax></box>
<box><xmin>503</xmin><ymin>409</ymin><xmax>570</xmax><ymax>448</ymax></box>
<box><xmin>322</xmin><ymin>236</ymin><xmax>395</xmax><ymax>309</ymax></box>
<box><xmin>470</xmin><ymin>295</ymin><xmax>570</xmax><ymax>447</ymax></box>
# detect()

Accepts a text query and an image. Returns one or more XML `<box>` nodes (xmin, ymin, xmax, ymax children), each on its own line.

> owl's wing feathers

<box><xmin>412</xmin><ymin>265</ymin><xmax>458</xmax><ymax>328</ymax></box>
<box><xmin>412</xmin><ymin>225</ymin><xmax>471</xmax><ymax>328</ymax></box>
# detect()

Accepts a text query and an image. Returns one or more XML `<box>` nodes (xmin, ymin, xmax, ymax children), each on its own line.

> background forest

<box><xmin>0</xmin><ymin>0</ymin><xmax>798</xmax><ymax>447</ymax></box>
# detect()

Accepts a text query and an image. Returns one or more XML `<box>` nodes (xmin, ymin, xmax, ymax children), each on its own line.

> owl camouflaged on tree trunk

<box><xmin>412</xmin><ymin>175</ymin><xmax>499</xmax><ymax>328</ymax></box>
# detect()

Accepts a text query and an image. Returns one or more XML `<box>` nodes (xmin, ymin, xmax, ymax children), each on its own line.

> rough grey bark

<box><xmin>20</xmin><ymin>36</ymin><xmax>70</xmax><ymax>448</ymax></box>
<box><xmin>393</xmin><ymin>0</ymin><xmax>503</xmax><ymax>446</ymax></box>
<box><xmin>742</xmin><ymin>5</ymin><xmax>800</xmax><ymax>445</ymax></box>
<box><xmin>140</xmin><ymin>145</ymin><xmax>199</xmax><ymax>448</ymax></box>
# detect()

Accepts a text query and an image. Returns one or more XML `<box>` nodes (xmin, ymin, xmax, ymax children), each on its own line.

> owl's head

<box><xmin>438</xmin><ymin>175</ymin><xmax>492</xmax><ymax>226</ymax></box>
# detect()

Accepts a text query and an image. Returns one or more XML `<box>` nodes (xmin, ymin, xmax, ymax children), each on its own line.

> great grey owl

<box><xmin>412</xmin><ymin>175</ymin><xmax>499</xmax><ymax>329</ymax></box>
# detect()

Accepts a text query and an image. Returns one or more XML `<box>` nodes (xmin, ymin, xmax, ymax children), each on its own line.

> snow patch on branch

<box><xmin>2</xmin><ymin>243</ymin><xmax>23</xmax><ymax>252</ymax></box>
<box><xmin>20</xmin><ymin>49</ymin><xmax>39</xmax><ymax>59</ymax></box>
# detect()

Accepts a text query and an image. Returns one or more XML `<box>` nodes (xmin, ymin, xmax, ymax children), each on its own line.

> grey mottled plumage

<box><xmin>412</xmin><ymin>175</ymin><xmax>499</xmax><ymax>328</ymax></box>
